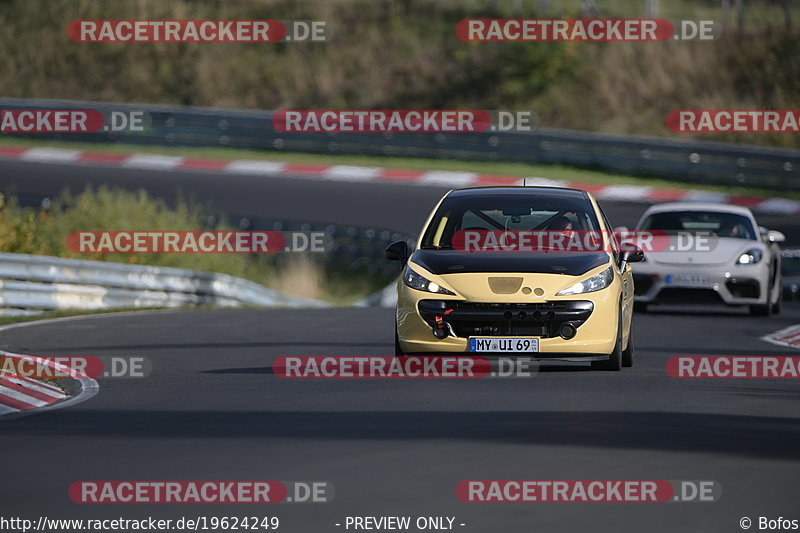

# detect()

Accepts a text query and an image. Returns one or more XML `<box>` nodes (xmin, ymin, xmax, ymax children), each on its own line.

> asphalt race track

<box><xmin>2</xmin><ymin>159</ymin><xmax>800</xmax><ymax>240</ymax></box>
<box><xmin>1</xmin><ymin>158</ymin><xmax>800</xmax><ymax>532</ymax></box>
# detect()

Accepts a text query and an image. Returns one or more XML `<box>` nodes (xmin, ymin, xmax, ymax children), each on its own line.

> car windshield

<box><xmin>639</xmin><ymin>211</ymin><xmax>756</xmax><ymax>240</ymax></box>
<box><xmin>420</xmin><ymin>193</ymin><xmax>600</xmax><ymax>249</ymax></box>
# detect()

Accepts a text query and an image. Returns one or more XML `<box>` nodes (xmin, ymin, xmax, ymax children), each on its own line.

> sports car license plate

<box><xmin>469</xmin><ymin>337</ymin><xmax>539</xmax><ymax>353</ymax></box>
<box><xmin>667</xmin><ymin>274</ymin><xmax>712</xmax><ymax>287</ymax></box>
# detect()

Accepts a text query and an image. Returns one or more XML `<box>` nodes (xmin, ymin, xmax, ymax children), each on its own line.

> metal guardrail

<box><xmin>355</xmin><ymin>282</ymin><xmax>398</xmax><ymax>309</ymax></box>
<box><xmin>237</xmin><ymin>218</ymin><xmax>415</xmax><ymax>276</ymax></box>
<box><xmin>0</xmin><ymin>253</ymin><xmax>326</xmax><ymax>315</ymax></box>
<box><xmin>1</xmin><ymin>98</ymin><xmax>798</xmax><ymax>191</ymax></box>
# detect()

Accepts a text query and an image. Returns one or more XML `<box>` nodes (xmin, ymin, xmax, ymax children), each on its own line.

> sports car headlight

<box><xmin>736</xmin><ymin>248</ymin><xmax>763</xmax><ymax>265</ymax></box>
<box><xmin>403</xmin><ymin>266</ymin><xmax>455</xmax><ymax>295</ymax></box>
<box><xmin>556</xmin><ymin>266</ymin><xmax>614</xmax><ymax>296</ymax></box>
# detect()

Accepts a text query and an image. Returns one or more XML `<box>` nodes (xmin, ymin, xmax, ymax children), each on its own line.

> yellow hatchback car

<box><xmin>385</xmin><ymin>186</ymin><xmax>643</xmax><ymax>370</ymax></box>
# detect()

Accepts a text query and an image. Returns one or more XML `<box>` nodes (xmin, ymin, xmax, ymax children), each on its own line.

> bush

<box><xmin>0</xmin><ymin>187</ymin><xmax>387</xmax><ymax>302</ymax></box>
<box><xmin>0</xmin><ymin>0</ymin><xmax>796</xmax><ymax>146</ymax></box>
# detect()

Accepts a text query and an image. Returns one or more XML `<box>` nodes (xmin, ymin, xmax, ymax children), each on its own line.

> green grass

<box><xmin>1</xmin><ymin>136</ymin><xmax>796</xmax><ymax>200</ymax></box>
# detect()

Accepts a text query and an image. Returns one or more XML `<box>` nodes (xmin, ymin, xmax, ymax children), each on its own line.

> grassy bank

<box><xmin>0</xmin><ymin>0</ymin><xmax>797</xmax><ymax>147</ymax></box>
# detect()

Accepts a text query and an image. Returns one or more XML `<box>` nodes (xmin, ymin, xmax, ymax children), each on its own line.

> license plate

<box><xmin>667</xmin><ymin>274</ymin><xmax>712</xmax><ymax>287</ymax></box>
<box><xmin>469</xmin><ymin>337</ymin><xmax>539</xmax><ymax>353</ymax></box>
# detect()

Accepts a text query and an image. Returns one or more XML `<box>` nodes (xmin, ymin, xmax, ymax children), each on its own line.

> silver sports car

<box><xmin>629</xmin><ymin>203</ymin><xmax>784</xmax><ymax>316</ymax></box>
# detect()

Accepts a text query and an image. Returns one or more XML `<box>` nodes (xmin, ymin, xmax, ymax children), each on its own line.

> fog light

<box><xmin>432</xmin><ymin>326</ymin><xmax>449</xmax><ymax>339</ymax></box>
<box><xmin>559</xmin><ymin>323</ymin><xmax>577</xmax><ymax>340</ymax></box>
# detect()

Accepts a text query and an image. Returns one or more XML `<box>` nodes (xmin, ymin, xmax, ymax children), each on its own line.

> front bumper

<box><xmin>633</xmin><ymin>262</ymin><xmax>770</xmax><ymax>306</ymax></box>
<box><xmin>396</xmin><ymin>280</ymin><xmax>620</xmax><ymax>355</ymax></box>
<box><xmin>417</xmin><ymin>300</ymin><xmax>594</xmax><ymax>338</ymax></box>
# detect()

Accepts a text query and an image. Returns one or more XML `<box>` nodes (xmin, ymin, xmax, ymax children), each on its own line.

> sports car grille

<box><xmin>656</xmin><ymin>288</ymin><xmax>724</xmax><ymax>305</ymax></box>
<box><xmin>725</xmin><ymin>278</ymin><xmax>760</xmax><ymax>299</ymax></box>
<box><xmin>418</xmin><ymin>300</ymin><xmax>594</xmax><ymax>338</ymax></box>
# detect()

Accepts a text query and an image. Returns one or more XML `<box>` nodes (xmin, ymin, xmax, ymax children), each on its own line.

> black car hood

<box><xmin>411</xmin><ymin>249</ymin><xmax>610</xmax><ymax>276</ymax></box>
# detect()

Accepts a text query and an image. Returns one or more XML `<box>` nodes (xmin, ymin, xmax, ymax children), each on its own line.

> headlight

<box><xmin>403</xmin><ymin>266</ymin><xmax>456</xmax><ymax>295</ymax></box>
<box><xmin>736</xmin><ymin>248</ymin><xmax>763</xmax><ymax>265</ymax></box>
<box><xmin>556</xmin><ymin>266</ymin><xmax>614</xmax><ymax>296</ymax></box>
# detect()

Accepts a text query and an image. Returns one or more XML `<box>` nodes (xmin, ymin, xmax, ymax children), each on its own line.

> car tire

<box><xmin>752</xmin><ymin>277</ymin><xmax>778</xmax><ymax>316</ymax></box>
<box><xmin>772</xmin><ymin>281</ymin><xmax>783</xmax><ymax>315</ymax></box>
<box><xmin>633</xmin><ymin>302</ymin><xmax>648</xmax><ymax>313</ymax></box>
<box><xmin>394</xmin><ymin>329</ymin><xmax>405</xmax><ymax>357</ymax></box>
<box><xmin>592</xmin><ymin>310</ymin><xmax>623</xmax><ymax>371</ymax></box>
<box><xmin>622</xmin><ymin>316</ymin><xmax>634</xmax><ymax>368</ymax></box>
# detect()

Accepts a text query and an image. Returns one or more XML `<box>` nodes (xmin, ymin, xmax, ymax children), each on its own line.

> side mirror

<box><xmin>385</xmin><ymin>241</ymin><xmax>409</xmax><ymax>264</ymax></box>
<box><xmin>767</xmin><ymin>230</ymin><xmax>786</xmax><ymax>243</ymax></box>
<box><xmin>620</xmin><ymin>246</ymin><xmax>644</xmax><ymax>268</ymax></box>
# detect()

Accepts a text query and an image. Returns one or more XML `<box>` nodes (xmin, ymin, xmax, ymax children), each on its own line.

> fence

<box><xmin>1</xmin><ymin>98</ymin><xmax>798</xmax><ymax>191</ymax></box>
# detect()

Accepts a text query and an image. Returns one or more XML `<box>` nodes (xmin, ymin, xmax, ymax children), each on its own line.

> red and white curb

<box><xmin>0</xmin><ymin>352</ymin><xmax>69</xmax><ymax>416</ymax></box>
<box><xmin>762</xmin><ymin>324</ymin><xmax>800</xmax><ymax>350</ymax></box>
<box><xmin>0</xmin><ymin>366</ymin><xmax>67</xmax><ymax>414</ymax></box>
<box><xmin>1</xmin><ymin>145</ymin><xmax>798</xmax><ymax>215</ymax></box>
<box><xmin>0</xmin><ymin>318</ymin><xmax>99</xmax><ymax>420</ymax></box>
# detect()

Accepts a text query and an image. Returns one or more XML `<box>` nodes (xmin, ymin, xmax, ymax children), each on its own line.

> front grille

<box><xmin>418</xmin><ymin>300</ymin><xmax>593</xmax><ymax>338</ymax></box>
<box><xmin>656</xmin><ymin>288</ymin><xmax>724</xmax><ymax>305</ymax></box>
<box><xmin>726</xmin><ymin>278</ymin><xmax>760</xmax><ymax>299</ymax></box>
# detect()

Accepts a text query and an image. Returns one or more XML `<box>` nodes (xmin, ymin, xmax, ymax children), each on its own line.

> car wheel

<box><xmin>394</xmin><ymin>329</ymin><xmax>405</xmax><ymax>357</ymax></box>
<box><xmin>752</xmin><ymin>277</ymin><xmax>778</xmax><ymax>316</ymax></box>
<box><xmin>592</xmin><ymin>310</ymin><xmax>623</xmax><ymax>371</ymax></box>
<box><xmin>772</xmin><ymin>281</ymin><xmax>783</xmax><ymax>315</ymax></box>
<box><xmin>622</xmin><ymin>316</ymin><xmax>634</xmax><ymax>368</ymax></box>
<box><xmin>633</xmin><ymin>302</ymin><xmax>648</xmax><ymax>313</ymax></box>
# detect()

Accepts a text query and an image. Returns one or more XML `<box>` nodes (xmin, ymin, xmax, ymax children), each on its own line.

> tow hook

<box><xmin>432</xmin><ymin>308</ymin><xmax>454</xmax><ymax>339</ymax></box>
